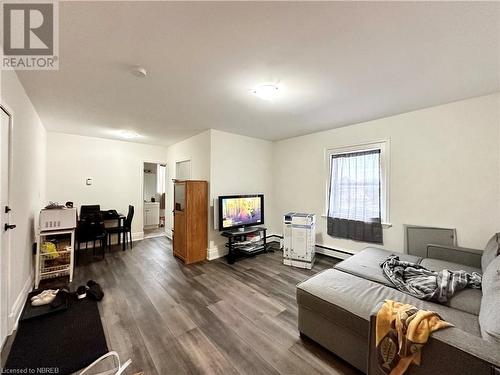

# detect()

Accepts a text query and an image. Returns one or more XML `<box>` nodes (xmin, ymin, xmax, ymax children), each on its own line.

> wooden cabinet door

<box><xmin>173</xmin><ymin>182</ymin><xmax>187</xmax><ymax>259</ymax></box>
<box><xmin>185</xmin><ymin>182</ymin><xmax>207</xmax><ymax>263</ymax></box>
<box><xmin>172</xmin><ymin>180</ymin><xmax>207</xmax><ymax>264</ymax></box>
<box><xmin>173</xmin><ymin>211</ymin><xmax>186</xmax><ymax>259</ymax></box>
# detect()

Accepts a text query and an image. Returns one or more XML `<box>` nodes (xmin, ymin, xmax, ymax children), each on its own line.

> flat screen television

<box><xmin>218</xmin><ymin>194</ymin><xmax>264</xmax><ymax>231</ymax></box>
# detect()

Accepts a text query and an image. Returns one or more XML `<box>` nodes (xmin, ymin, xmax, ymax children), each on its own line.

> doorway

<box><xmin>1</xmin><ymin>106</ymin><xmax>12</xmax><ymax>347</ymax></box>
<box><xmin>143</xmin><ymin>162</ymin><xmax>167</xmax><ymax>239</ymax></box>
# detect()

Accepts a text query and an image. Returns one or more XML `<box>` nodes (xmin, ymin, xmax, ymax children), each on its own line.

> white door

<box><xmin>0</xmin><ymin>107</ymin><xmax>12</xmax><ymax>346</ymax></box>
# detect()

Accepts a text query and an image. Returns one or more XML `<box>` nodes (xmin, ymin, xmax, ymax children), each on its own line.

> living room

<box><xmin>1</xmin><ymin>1</ymin><xmax>499</xmax><ymax>374</ymax></box>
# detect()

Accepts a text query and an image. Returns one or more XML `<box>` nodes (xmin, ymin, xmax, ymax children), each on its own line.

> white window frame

<box><xmin>324</xmin><ymin>140</ymin><xmax>391</xmax><ymax>226</ymax></box>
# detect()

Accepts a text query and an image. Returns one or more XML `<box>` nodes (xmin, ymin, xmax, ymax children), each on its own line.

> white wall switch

<box><xmin>86</xmin><ymin>178</ymin><xmax>92</xmax><ymax>185</ymax></box>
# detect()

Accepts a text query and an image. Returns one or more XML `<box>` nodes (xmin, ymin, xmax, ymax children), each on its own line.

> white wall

<box><xmin>165</xmin><ymin>130</ymin><xmax>211</xmax><ymax>239</ymax></box>
<box><xmin>1</xmin><ymin>70</ymin><xmax>46</xmax><ymax>335</ymax></box>
<box><xmin>273</xmin><ymin>93</ymin><xmax>500</xmax><ymax>255</ymax></box>
<box><xmin>46</xmin><ymin>133</ymin><xmax>167</xmax><ymax>238</ymax></box>
<box><xmin>208</xmin><ymin>129</ymin><xmax>274</xmax><ymax>259</ymax></box>
<box><xmin>164</xmin><ymin>129</ymin><xmax>274</xmax><ymax>260</ymax></box>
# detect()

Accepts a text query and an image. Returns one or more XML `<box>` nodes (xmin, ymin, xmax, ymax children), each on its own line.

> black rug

<box><xmin>4</xmin><ymin>297</ymin><xmax>108</xmax><ymax>375</ymax></box>
<box><xmin>20</xmin><ymin>290</ymin><xmax>69</xmax><ymax>321</ymax></box>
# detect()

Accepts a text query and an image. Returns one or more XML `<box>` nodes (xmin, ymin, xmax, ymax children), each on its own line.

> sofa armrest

<box><xmin>368</xmin><ymin>303</ymin><xmax>500</xmax><ymax>375</ymax></box>
<box><xmin>426</xmin><ymin>244</ymin><xmax>482</xmax><ymax>269</ymax></box>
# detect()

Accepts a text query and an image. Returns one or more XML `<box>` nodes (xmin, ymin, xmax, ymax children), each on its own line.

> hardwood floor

<box><xmin>71</xmin><ymin>237</ymin><xmax>361</xmax><ymax>375</ymax></box>
<box><xmin>143</xmin><ymin>227</ymin><xmax>166</xmax><ymax>239</ymax></box>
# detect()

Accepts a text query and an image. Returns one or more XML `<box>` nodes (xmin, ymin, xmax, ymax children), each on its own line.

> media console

<box><xmin>221</xmin><ymin>226</ymin><xmax>272</xmax><ymax>264</ymax></box>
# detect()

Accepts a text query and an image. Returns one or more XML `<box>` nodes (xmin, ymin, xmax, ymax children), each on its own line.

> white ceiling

<box><xmin>16</xmin><ymin>1</ymin><xmax>500</xmax><ymax>146</ymax></box>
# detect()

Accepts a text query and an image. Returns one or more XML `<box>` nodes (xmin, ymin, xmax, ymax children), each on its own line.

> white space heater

<box><xmin>283</xmin><ymin>212</ymin><xmax>316</xmax><ymax>269</ymax></box>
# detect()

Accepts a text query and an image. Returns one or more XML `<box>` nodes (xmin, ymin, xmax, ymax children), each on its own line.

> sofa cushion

<box><xmin>481</xmin><ymin>233</ymin><xmax>499</xmax><ymax>273</ymax></box>
<box><xmin>297</xmin><ymin>268</ymin><xmax>481</xmax><ymax>337</ymax></box>
<box><xmin>407</xmin><ymin>258</ymin><xmax>482</xmax><ymax>315</ymax></box>
<box><xmin>400</xmin><ymin>258</ymin><xmax>482</xmax><ymax>315</ymax></box>
<box><xmin>479</xmin><ymin>255</ymin><xmax>500</xmax><ymax>343</ymax></box>
<box><xmin>446</xmin><ymin>288</ymin><xmax>482</xmax><ymax>316</ymax></box>
<box><xmin>334</xmin><ymin>247</ymin><xmax>422</xmax><ymax>287</ymax></box>
<box><xmin>420</xmin><ymin>258</ymin><xmax>481</xmax><ymax>275</ymax></box>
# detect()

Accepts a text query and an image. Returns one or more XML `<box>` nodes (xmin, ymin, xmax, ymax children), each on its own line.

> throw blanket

<box><xmin>380</xmin><ymin>255</ymin><xmax>481</xmax><ymax>303</ymax></box>
<box><xmin>376</xmin><ymin>300</ymin><xmax>452</xmax><ymax>375</ymax></box>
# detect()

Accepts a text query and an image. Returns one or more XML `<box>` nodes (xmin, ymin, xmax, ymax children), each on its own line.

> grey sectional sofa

<box><xmin>297</xmin><ymin>236</ymin><xmax>500</xmax><ymax>374</ymax></box>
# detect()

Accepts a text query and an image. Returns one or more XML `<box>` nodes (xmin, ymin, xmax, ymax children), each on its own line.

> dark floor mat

<box><xmin>20</xmin><ymin>290</ymin><xmax>69</xmax><ymax>321</ymax></box>
<box><xmin>3</xmin><ymin>297</ymin><xmax>108</xmax><ymax>375</ymax></box>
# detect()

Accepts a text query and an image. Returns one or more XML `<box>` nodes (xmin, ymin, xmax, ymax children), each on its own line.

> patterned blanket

<box><xmin>376</xmin><ymin>300</ymin><xmax>452</xmax><ymax>375</ymax></box>
<box><xmin>380</xmin><ymin>255</ymin><xmax>482</xmax><ymax>303</ymax></box>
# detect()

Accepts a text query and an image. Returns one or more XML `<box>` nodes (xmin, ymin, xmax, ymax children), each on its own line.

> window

<box><xmin>326</xmin><ymin>141</ymin><xmax>389</xmax><ymax>243</ymax></box>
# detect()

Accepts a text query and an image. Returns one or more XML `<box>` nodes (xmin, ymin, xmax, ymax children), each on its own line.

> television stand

<box><xmin>221</xmin><ymin>226</ymin><xmax>272</xmax><ymax>264</ymax></box>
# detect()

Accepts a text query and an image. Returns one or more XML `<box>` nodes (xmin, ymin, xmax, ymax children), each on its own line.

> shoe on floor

<box><xmin>31</xmin><ymin>289</ymin><xmax>59</xmax><ymax>306</ymax></box>
<box><xmin>76</xmin><ymin>285</ymin><xmax>88</xmax><ymax>300</ymax></box>
<box><xmin>30</xmin><ymin>289</ymin><xmax>56</xmax><ymax>302</ymax></box>
<box><xmin>86</xmin><ymin>280</ymin><xmax>104</xmax><ymax>301</ymax></box>
<box><xmin>50</xmin><ymin>289</ymin><xmax>70</xmax><ymax>308</ymax></box>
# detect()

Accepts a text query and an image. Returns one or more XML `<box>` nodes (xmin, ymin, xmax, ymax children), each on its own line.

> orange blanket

<box><xmin>376</xmin><ymin>300</ymin><xmax>453</xmax><ymax>375</ymax></box>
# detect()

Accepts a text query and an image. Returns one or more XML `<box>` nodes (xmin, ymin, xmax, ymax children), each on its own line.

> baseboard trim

<box><xmin>315</xmin><ymin>247</ymin><xmax>351</xmax><ymax>260</ymax></box>
<box><xmin>8</xmin><ymin>273</ymin><xmax>33</xmax><ymax>334</ymax></box>
<box><xmin>207</xmin><ymin>245</ymin><xmax>227</xmax><ymax>261</ymax></box>
<box><xmin>132</xmin><ymin>231</ymin><xmax>144</xmax><ymax>242</ymax></box>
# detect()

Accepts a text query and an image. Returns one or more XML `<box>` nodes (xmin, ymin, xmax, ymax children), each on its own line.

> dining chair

<box><xmin>76</xmin><ymin>213</ymin><xmax>107</xmax><ymax>262</ymax></box>
<box><xmin>105</xmin><ymin>205</ymin><xmax>134</xmax><ymax>250</ymax></box>
<box><xmin>80</xmin><ymin>205</ymin><xmax>101</xmax><ymax>219</ymax></box>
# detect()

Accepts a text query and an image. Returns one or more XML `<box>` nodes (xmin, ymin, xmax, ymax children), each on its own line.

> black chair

<box><xmin>76</xmin><ymin>213</ymin><xmax>107</xmax><ymax>261</ymax></box>
<box><xmin>105</xmin><ymin>205</ymin><xmax>134</xmax><ymax>251</ymax></box>
<box><xmin>80</xmin><ymin>205</ymin><xmax>101</xmax><ymax>219</ymax></box>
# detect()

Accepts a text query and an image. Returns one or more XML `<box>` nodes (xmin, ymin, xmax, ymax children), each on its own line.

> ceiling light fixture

<box><xmin>119</xmin><ymin>130</ymin><xmax>140</xmax><ymax>139</ymax></box>
<box><xmin>253</xmin><ymin>84</ymin><xmax>279</xmax><ymax>101</ymax></box>
<box><xmin>131</xmin><ymin>66</ymin><xmax>147</xmax><ymax>78</ymax></box>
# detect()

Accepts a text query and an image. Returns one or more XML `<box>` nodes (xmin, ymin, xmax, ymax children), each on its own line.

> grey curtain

<box><xmin>327</xmin><ymin>149</ymin><xmax>383</xmax><ymax>244</ymax></box>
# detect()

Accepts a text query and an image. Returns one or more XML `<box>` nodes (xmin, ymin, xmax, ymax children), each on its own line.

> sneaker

<box><xmin>31</xmin><ymin>289</ymin><xmax>59</xmax><ymax>306</ymax></box>
<box><xmin>30</xmin><ymin>289</ymin><xmax>56</xmax><ymax>302</ymax></box>
<box><xmin>50</xmin><ymin>289</ymin><xmax>69</xmax><ymax>308</ymax></box>
<box><xmin>86</xmin><ymin>280</ymin><xmax>104</xmax><ymax>301</ymax></box>
<box><xmin>76</xmin><ymin>285</ymin><xmax>88</xmax><ymax>300</ymax></box>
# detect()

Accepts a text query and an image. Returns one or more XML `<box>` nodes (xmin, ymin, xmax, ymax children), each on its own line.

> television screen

<box><xmin>218</xmin><ymin>195</ymin><xmax>264</xmax><ymax>230</ymax></box>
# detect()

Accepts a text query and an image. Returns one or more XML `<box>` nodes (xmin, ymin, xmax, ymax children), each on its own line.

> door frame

<box><xmin>140</xmin><ymin>160</ymin><xmax>168</xmax><ymax>239</ymax></box>
<box><xmin>0</xmin><ymin>103</ymin><xmax>14</xmax><ymax>347</ymax></box>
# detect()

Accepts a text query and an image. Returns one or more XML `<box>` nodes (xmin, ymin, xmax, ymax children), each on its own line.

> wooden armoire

<box><xmin>172</xmin><ymin>180</ymin><xmax>208</xmax><ymax>264</ymax></box>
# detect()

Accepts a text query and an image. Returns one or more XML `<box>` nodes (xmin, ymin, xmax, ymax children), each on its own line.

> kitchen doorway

<box><xmin>143</xmin><ymin>162</ymin><xmax>167</xmax><ymax>239</ymax></box>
